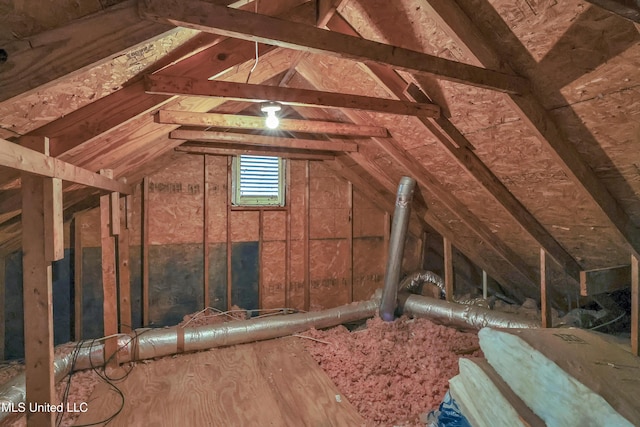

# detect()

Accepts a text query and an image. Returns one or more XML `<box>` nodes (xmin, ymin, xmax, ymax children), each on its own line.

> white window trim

<box><xmin>232</xmin><ymin>155</ymin><xmax>285</xmax><ymax>207</ymax></box>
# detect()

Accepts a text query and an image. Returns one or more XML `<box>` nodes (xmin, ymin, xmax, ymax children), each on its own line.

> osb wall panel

<box><xmin>353</xmin><ymin>189</ymin><xmax>386</xmax><ymax>238</ymax></box>
<box><xmin>353</xmin><ymin>237</ymin><xmax>385</xmax><ymax>301</ymax></box>
<box><xmin>263</xmin><ymin>211</ymin><xmax>286</xmax><ymax>241</ymax></box>
<box><xmin>148</xmin><ymin>154</ymin><xmax>203</xmax><ymax>245</ymax></box>
<box><xmin>230</xmin><ymin>211</ymin><xmax>260</xmax><ymax>242</ymax></box>
<box><xmin>79</xmin><ymin>208</ymin><xmax>101</xmax><ymax>248</ymax></box>
<box><xmin>289</xmin><ymin>160</ymin><xmax>307</xmax><ymax>241</ymax></box>
<box><xmin>206</xmin><ymin>155</ymin><xmax>228</xmax><ymax>244</ymax></box>
<box><xmin>261</xmin><ymin>241</ymin><xmax>286</xmax><ymax>309</ymax></box>
<box><xmin>73</xmin><ymin>151</ymin><xmax>405</xmax><ymax>318</ymax></box>
<box><xmin>309</xmin><ymin>161</ymin><xmax>350</xmax><ymax>239</ymax></box>
<box><xmin>127</xmin><ymin>183</ymin><xmax>143</xmax><ymax>247</ymax></box>
<box><xmin>289</xmin><ymin>239</ymin><xmax>305</xmax><ymax>310</ymax></box>
<box><xmin>309</xmin><ymin>239</ymin><xmax>350</xmax><ymax>310</ymax></box>
<box><xmin>402</xmin><ymin>234</ymin><xmax>422</xmax><ymax>275</ymax></box>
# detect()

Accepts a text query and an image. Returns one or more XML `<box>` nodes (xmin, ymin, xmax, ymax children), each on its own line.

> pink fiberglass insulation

<box><xmin>301</xmin><ymin>316</ymin><xmax>482</xmax><ymax>426</ymax></box>
<box><xmin>178</xmin><ymin>305</ymin><xmax>248</xmax><ymax>327</ymax></box>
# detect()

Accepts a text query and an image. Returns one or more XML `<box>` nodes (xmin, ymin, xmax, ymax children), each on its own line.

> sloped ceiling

<box><xmin>0</xmin><ymin>0</ymin><xmax>639</xmax><ymax>306</ymax></box>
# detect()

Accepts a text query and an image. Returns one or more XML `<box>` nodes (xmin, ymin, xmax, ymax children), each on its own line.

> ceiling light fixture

<box><xmin>261</xmin><ymin>102</ymin><xmax>282</xmax><ymax>129</ymax></box>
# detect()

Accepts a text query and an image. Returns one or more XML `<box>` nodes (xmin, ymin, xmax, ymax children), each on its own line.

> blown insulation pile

<box><xmin>302</xmin><ymin>316</ymin><xmax>482</xmax><ymax>426</ymax></box>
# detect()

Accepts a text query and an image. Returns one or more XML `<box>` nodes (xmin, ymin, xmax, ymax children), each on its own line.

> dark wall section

<box><xmin>52</xmin><ymin>250</ymin><xmax>72</xmax><ymax>345</ymax></box>
<box><xmin>4</xmin><ymin>250</ymin><xmax>73</xmax><ymax>360</ymax></box>
<box><xmin>4</xmin><ymin>251</ymin><xmax>24</xmax><ymax>360</ymax></box>
<box><xmin>81</xmin><ymin>247</ymin><xmax>103</xmax><ymax>339</ymax></box>
<box><xmin>129</xmin><ymin>246</ymin><xmax>143</xmax><ymax>329</ymax></box>
<box><xmin>149</xmin><ymin>244</ymin><xmax>203</xmax><ymax>327</ymax></box>
<box><xmin>209</xmin><ymin>243</ymin><xmax>227</xmax><ymax>311</ymax></box>
<box><xmin>231</xmin><ymin>242</ymin><xmax>259</xmax><ymax>311</ymax></box>
<box><xmin>2</xmin><ymin>241</ymin><xmax>259</xmax><ymax>359</ymax></box>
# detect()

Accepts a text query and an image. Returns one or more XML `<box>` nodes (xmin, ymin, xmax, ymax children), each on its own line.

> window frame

<box><xmin>232</xmin><ymin>155</ymin><xmax>286</xmax><ymax>207</ymax></box>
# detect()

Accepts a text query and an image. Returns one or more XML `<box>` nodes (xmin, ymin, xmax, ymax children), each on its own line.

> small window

<box><xmin>233</xmin><ymin>155</ymin><xmax>285</xmax><ymax>206</ymax></box>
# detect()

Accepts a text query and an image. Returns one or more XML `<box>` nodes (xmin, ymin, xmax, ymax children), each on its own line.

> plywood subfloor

<box><xmin>74</xmin><ymin>337</ymin><xmax>364</xmax><ymax>426</ymax></box>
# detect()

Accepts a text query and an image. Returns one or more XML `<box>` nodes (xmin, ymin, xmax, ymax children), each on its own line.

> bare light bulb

<box><xmin>265</xmin><ymin>111</ymin><xmax>279</xmax><ymax>129</ymax></box>
<box><xmin>261</xmin><ymin>102</ymin><xmax>282</xmax><ymax>130</ymax></box>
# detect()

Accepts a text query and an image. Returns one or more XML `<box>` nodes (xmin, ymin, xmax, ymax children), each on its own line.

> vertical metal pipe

<box><xmin>380</xmin><ymin>176</ymin><xmax>416</xmax><ymax>321</ymax></box>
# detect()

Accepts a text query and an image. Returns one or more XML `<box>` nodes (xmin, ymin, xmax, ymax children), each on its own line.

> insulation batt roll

<box><xmin>478</xmin><ymin>327</ymin><xmax>639</xmax><ymax>427</ymax></box>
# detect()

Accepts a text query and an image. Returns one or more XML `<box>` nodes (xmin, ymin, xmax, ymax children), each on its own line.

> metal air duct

<box><xmin>398</xmin><ymin>292</ymin><xmax>540</xmax><ymax>329</ymax></box>
<box><xmin>380</xmin><ymin>176</ymin><xmax>416</xmax><ymax>321</ymax></box>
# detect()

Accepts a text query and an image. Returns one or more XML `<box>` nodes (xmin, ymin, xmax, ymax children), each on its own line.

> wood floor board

<box><xmin>256</xmin><ymin>338</ymin><xmax>365</xmax><ymax>426</ymax></box>
<box><xmin>75</xmin><ymin>337</ymin><xmax>364</xmax><ymax>426</ymax></box>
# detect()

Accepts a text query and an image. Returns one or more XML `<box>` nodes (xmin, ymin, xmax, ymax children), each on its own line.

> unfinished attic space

<box><xmin>1</xmin><ymin>0</ymin><xmax>640</xmax><ymax>425</ymax></box>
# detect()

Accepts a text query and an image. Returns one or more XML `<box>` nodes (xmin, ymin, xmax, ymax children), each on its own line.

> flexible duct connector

<box><xmin>398</xmin><ymin>293</ymin><xmax>540</xmax><ymax>330</ymax></box>
<box><xmin>399</xmin><ymin>270</ymin><xmax>445</xmax><ymax>299</ymax></box>
<box><xmin>380</xmin><ymin>176</ymin><xmax>416</xmax><ymax>322</ymax></box>
<box><xmin>0</xmin><ymin>299</ymin><xmax>378</xmax><ymax>422</ymax></box>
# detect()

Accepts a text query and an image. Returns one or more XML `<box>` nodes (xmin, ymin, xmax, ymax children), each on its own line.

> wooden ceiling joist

<box><xmin>138</xmin><ymin>0</ymin><xmax>529</xmax><ymax>94</ymax></box>
<box><xmin>156</xmin><ymin>110</ymin><xmax>389</xmax><ymax>137</ymax></box>
<box><xmin>420</xmin><ymin>0</ymin><xmax>640</xmax><ymax>261</ymax></box>
<box><xmin>170</xmin><ymin>129</ymin><xmax>358</xmax><ymax>152</ymax></box>
<box><xmin>325</xmin><ymin>13</ymin><xmax>583</xmax><ymax>281</ymax></box>
<box><xmin>0</xmin><ymin>138</ymin><xmax>131</xmax><ymax>194</ymax></box>
<box><xmin>145</xmin><ymin>75</ymin><xmax>440</xmax><ymax>118</ymax></box>
<box><xmin>175</xmin><ymin>144</ymin><xmax>335</xmax><ymax>161</ymax></box>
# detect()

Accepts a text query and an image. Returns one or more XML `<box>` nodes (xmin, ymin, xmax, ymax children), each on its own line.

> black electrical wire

<box><xmin>56</xmin><ymin>340</ymin><xmax>84</xmax><ymax>427</ymax></box>
<box><xmin>57</xmin><ymin>326</ymin><xmax>149</xmax><ymax>426</ymax></box>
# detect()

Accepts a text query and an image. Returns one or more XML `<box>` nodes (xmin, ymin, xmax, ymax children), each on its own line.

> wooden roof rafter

<box><xmin>322</xmin><ymin>13</ymin><xmax>583</xmax><ymax>282</ymax></box>
<box><xmin>419</xmin><ymin>0</ymin><xmax>640</xmax><ymax>261</ymax></box>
